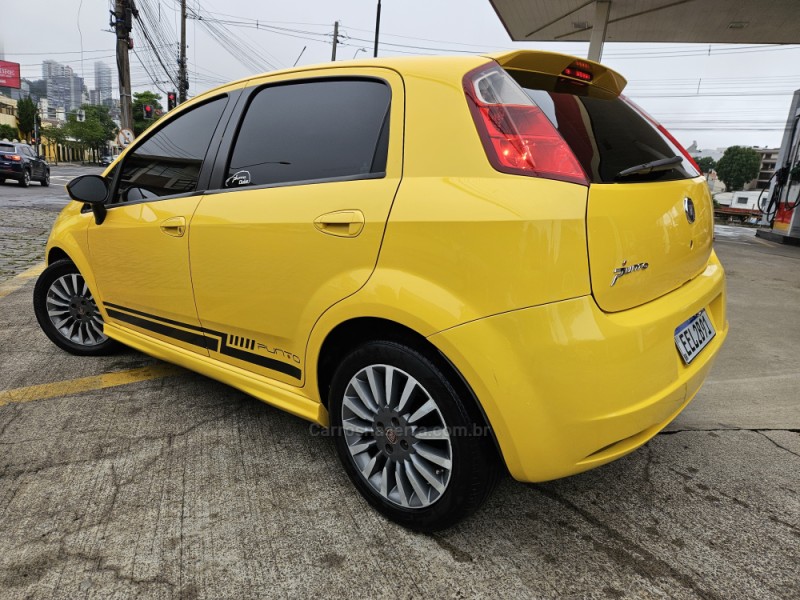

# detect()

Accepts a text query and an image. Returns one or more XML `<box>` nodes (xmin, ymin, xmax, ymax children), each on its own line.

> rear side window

<box><xmin>115</xmin><ymin>96</ymin><xmax>227</xmax><ymax>202</ymax></box>
<box><xmin>226</xmin><ymin>78</ymin><xmax>390</xmax><ymax>188</ymax></box>
<box><xmin>507</xmin><ymin>70</ymin><xmax>696</xmax><ymax>183</ymax></box>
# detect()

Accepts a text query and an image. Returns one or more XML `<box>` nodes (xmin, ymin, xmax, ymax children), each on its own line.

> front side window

<box><xmin>115</xmin><ymin>96</ymin><xmax>227</xmax><ymax>202</ymax></box>
<box><xmin>226</xmin><ymin>79</ymin><xmax>390</xmax><ymax>188</ymax></box>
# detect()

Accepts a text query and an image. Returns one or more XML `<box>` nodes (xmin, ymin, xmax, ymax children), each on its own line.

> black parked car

<box><xmin>0</xmin><ymin>142</ymin><xmax>50</xmax><ymax>187</ymax></box>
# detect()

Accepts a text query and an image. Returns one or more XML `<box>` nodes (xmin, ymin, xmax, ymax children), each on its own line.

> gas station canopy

<box><xmin>489</xmin><ymin>0</ymin><xmax>800</xmax><ymax>60</ymax></box>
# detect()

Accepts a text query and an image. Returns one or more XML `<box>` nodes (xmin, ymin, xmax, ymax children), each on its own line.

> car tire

<box><xmin>33</xmin><ymin>260</ymin><xmax>119</xmax><ymax>356</ymax></box>
<box><xmin>329</xmin><ymin>340</ymin><xmax>498</xmax><ymax>531</ymax></box>
<box><xmin>40</xmin><ymin>170</ymin><xmax>50</xmax><ymax>187</ymax></box>
<box><xmin>18</xmin><ymin>169</ymin><xmax>30</xmax><ymax>187</ymax></box>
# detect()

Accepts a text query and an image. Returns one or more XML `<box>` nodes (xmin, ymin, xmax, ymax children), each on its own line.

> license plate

<box><xmin>674</xmin><ymin>309</ymin><xmax>716</xmax><ymax>365</ymax></box>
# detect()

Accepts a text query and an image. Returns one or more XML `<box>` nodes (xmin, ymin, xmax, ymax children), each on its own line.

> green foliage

<box><xmin>693</xmin><ymin>156</ymin><xmax>716</xmax><ymax>174</ymax></box>
<box><xmin>715</xmin><ymin>146</ymin><xmax>761</xmax><ymax>192</ymax></box>
<box><xmin>132</xmin><ymin>91</ymin><xmax>163</xmax><ymax>136</ymax></box>
<box><xmin>65</xmin><ymin>104</ymin><xmax>118</xmax><ymax>159</ymax></box>
<box><xmin>16</xmin><ymin>97</ymin><xmax>38</xmax><ymax>139</ymax></box>
<box><xmin>0</xmin><ymin>123</ymin><xmax>18</xmax><ymax>141</ymax></box>
<box><xmin>41</xmin><ymin>124</ymin><xmax>68</xmax><ymax>146</ymax></box>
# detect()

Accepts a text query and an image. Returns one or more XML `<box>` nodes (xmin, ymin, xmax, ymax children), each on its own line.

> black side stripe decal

<box><xmin>105</xmin><ymin>308</ymin><xmax>209</xmax><ymax>349</ymax></box>
<box><xmin>103</xmin><ymin>303</ymin><xmax>302</xmax><ymax>380</ymax></box>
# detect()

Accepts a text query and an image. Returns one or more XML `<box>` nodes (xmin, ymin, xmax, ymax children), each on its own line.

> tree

<box><xmin>65</xmin><ymin>104</ymin><xmax>118</xmax><ymax>162</ymax></box>
<box><xmin>715</xmin><ymin>146</ymin><xmax>761</xmax><ymax>192</ymax></box>
<box><xmin>132</xmin><ymin>91</ymin><xmax>163</xmax><ymax>136</ymax></box>
<box><xmin>0</xmin><ymin>123</ymin><xmax>18</xmax><ymax>141</ymax></box>
<box><xmin>16</xmin><ymin>97</ymin><xmax>38</xmax><ymax>140</ymax></box>
<box><xmin>83</xmin><ymin>104</ymin><xmax>118</xmax><ymax>147</ymax></box>
<box><xmin>693</xmin><ymin>156</ymin><xmax>716</xmax><ymax>174</ymax></box>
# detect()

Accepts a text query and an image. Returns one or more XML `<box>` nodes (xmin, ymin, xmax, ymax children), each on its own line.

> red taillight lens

<box><xmin>465</xmin><ymin>65</ymin><xmax>587</xmax><ymax>186</ymax></box>
<box><xmin>7</xmin><ymin>154</ymin><xmax>21</xmax><ymax>161</ymax></box>
<box><xmin>621</xmin><ymin>96</ymin><xmax>701</xmax><ymax>175</ymax></box>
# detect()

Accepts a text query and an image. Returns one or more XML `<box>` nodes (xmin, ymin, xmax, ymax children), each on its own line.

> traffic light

<box><xmin>167</xmin><ymin>92</ymin><xmax>177</xmax><ymax>111</ymax></box>
<box><xmin>143</xmin><ymin>104</ymin><xmax>153</xmax><ymax>120</ymax></box>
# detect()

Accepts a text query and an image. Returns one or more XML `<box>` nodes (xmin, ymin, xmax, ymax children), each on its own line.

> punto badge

<box><xmin>611</xmin><ymin>260</ymin><xmax>649</xmax><ymax>287</ymax></box>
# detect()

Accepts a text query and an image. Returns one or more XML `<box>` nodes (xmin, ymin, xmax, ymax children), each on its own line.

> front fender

<box><xmin>45</xmin><ymin>203</ymin><xmax>96</xmax><ymax>297</ymax></box>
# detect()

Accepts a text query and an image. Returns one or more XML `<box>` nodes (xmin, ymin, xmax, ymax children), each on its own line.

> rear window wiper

<box><xmin>615</xmin><ymin>155</ymin><xmax>683</xmax><ymax>179</ymax></box>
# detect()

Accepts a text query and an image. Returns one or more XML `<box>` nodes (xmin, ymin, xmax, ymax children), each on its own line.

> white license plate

<box><xmin>674</xmin><ymin>309</ymin><xmax>716</xmax><ymax>365</ymax></box>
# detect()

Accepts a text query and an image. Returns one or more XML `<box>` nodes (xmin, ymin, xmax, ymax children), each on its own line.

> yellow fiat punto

<box><xmin>34</xmin><ymin>51</ymin><xmax>727</xmax><ymax>531</ymax></box>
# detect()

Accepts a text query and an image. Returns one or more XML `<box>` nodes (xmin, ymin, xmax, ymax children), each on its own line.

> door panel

<box><xmin>88</xmin><ymin>196</ymin><xmax>208</xmax><ymax>354</ymax></box>
<box><xmin>190</xmin><ymin>69</ymin><xmax>404</xmax><ymax>385</ymax></box>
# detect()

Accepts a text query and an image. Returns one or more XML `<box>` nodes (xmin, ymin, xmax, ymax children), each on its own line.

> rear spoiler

<box><xmin>486</xmin><ymin>50</ymin><xmax>627</xmax><ymax>97</ymax></box>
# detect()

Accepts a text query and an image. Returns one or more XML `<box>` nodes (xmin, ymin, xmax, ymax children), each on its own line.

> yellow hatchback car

<box><xmin>34</xmin><ymin>51</ymin><xmax>727</xmax><ymax>531</ymax></box>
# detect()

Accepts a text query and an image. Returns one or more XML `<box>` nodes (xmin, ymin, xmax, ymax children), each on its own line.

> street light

<box><xmin>353</xmin><ymin>47</ymin><xmax>368</xmax><ymax>59</ymax></box>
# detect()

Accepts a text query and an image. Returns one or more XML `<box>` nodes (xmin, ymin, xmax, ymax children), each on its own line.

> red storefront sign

<box><xmin>0</xmin><ymin>61</ymin><xmax>21</xmax><ymax>89</ymax></box>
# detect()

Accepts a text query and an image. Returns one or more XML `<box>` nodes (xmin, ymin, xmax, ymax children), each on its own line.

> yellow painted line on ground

<box><xmin>0</xmin><ymin>363</ymin><xmax>184</xmax><ymax>407</ymax></box>
<box><xmin>0</xmin><ymin>263</ymin><xmax>46</xmax><ymax>299</ymax></box>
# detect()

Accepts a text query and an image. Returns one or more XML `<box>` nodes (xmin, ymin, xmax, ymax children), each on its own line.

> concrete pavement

<box><xmin>0</xmin><ymin>193</ymin><xmax>798</xmax><ymax>598</ymax></box>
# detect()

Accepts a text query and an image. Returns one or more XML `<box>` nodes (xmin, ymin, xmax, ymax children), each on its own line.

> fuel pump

<box><xmin>758</xmin><ymin>91</ymin><xmax>800</xmax><ymax>242</ymax></box>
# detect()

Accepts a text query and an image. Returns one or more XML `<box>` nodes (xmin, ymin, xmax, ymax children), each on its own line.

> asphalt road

<box><xmin>0</xmin><ymin>179</ymin><xmax>798</xmax><ymax>599</ymax></box>
<box><xmin>0</xmin><ymin>165</ymin><xmax>103</xmax><ymax>281</ymax></box>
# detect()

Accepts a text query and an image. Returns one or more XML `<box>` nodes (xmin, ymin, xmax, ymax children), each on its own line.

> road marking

<box><xmin>0</xmin><ymin>363</ymin><xmax>185</xmax><ymax>407</ymax></box>
<box><xmin>0</xmin><ymin>263</ymin><xmax>46</xmax><ymax>299</ymax></box>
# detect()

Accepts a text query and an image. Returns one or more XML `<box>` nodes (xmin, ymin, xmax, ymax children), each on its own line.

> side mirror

<box><xmin>67</xmin><ymin>175</ymin><xmax>109</xmax><ymax>225</ymax></box>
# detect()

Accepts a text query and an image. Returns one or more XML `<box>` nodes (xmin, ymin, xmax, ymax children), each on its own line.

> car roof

<box><xmin>198</xmin><ymin>49</ymin><xmax>626</xmax><ymax>99</ymax></box>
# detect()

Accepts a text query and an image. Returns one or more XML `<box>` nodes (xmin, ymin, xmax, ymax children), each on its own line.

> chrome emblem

<box><xmin>386</xmin><ymin>428</ymin><xmax>398</xmax><ymax>444</ymax></box>
<box><xmin>611</xmin><ymin>260</ymin><xmax>649</xmax><ymax>287</ymax></box>
<box><xmin>684</xmin><ymin>197</ymin><xmax>696</xmax><ymax>224</ymax></box>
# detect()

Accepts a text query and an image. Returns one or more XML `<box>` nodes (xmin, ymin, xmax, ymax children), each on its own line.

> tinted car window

<box><xmin>0</xmin><ymin>144</ymin><xmax>14</xmax><ymax>153</ymax></box>
<box><xmin>227</xmin><ymin>79</ymin><xmax>390</xmax><ymax>188</ymax></box>
<box><xmin>507</xmin><ymin>70</ymin><xmax>696</xmax><ymax>183</ymax></box>
<box><xmin>115</xmin><ymin>96</ymin><xmax>227</xmax><ymax>202</ymax></box>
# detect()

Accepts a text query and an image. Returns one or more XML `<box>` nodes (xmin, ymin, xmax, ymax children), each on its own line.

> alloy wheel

<box><xmin>45</xmin><ymin>273</ymin><xmax>107</xmax><ymax>346</ymax></box>
<box><xmin>341</xmin><ymin>364</ymin><xmax>453</xmax><ymax>508</ymax></box>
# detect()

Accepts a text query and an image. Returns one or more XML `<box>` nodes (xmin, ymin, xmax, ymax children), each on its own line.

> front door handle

<box><xmin>313</xmin><ymin>210</ymin><xmax>365</xmax><ymax>237</ymax></box>
<box><xmin>160</xmin><ymin>216</ymin><xmax>186</xmax><ymax>237</ymax></box>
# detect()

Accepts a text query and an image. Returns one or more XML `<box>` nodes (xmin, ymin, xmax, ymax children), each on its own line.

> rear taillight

<box><xmin>621</xmin><ymin>96</ymin><xmax>702</xmax><ymax>175</ymax></box>
<box><xmin>464</xmin><ymin>64</ymin><xmax>588</xmax><ymax>186</ymax></box>
<box><xmin>6</xmin><ymin>154</ymin><xmax>21</xmax><ymax>161</ymax></box>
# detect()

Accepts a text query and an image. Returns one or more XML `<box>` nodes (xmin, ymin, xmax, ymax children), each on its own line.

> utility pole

<box><xmin>178</xmin><ymin>0</ymin><xmax>188</xmax><ymax>103</ymax></box>
<box><xmin>112</xmin><ymin>0</ymin><xmax>135</xmax><ymax>132</ymax></box>
<box><xmin>373</xmin><ymin>1</ymin><xmax>382</xmax><ymax>57</ymax></box>
<box><xmin>331</xmin><ymin>21</ymin><xmax>339</xmax><ymax>61</ymax></box>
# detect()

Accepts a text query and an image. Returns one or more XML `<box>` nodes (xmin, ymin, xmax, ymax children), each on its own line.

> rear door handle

<box><xmin>160</xmin><ymin>216</ymin><xmax>186</xmax><ymax>237</ymax></box>
<box><xmin>313</xmin><ymin>210</ymin><xmax>365</xmax><ymax>237</ymax></box>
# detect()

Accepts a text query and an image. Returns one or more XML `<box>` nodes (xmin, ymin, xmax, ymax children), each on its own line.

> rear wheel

<box><xmin>33</xmin><ymin>260</ymin><xmax>119</xmax><ymax>355</ymax></box>
<box><xmin>18</xmin><ymin>169</ymin><xmax>30</xmax><ymax>187</ymax></box>
<box><xmin>329</xmin><ymin>340</ymin><xmax>497</xmax><ymax>531</ymax></box>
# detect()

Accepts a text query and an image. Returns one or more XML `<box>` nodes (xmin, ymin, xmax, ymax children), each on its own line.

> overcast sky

<box><xmin>3</xmin><ymin>0</ymin><xmax>800</xmax><ymax>150</ymax></box>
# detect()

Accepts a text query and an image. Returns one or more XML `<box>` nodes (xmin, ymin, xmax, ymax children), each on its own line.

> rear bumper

<box><xmin>0</xmin><ymin>164</ymin><xmax>23</xmax><ymax>179</ymax></box>
<box><xmin>428</xmin><ymin>250</ymin><xmax>727</xmax><ymax>482</ymax></box>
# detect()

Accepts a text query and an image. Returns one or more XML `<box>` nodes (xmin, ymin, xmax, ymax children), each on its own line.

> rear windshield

<box><xmin>506</xmin><ymin>69</ymin><xmax>697</xmax><ymax>183</ymax></box>
<box><xmin>0</xmin><ymin>144</ymin><xmax>16</xmax><ymax>153</ymax></box>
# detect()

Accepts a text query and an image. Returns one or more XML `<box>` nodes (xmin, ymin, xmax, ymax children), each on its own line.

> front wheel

<box><xmin>33</xmin><ymin>260</ymin><xmax>119</xmax><ymax>355</ymax></box>
<box><xmin>329</xmin><ymin>340</ymin><xmax>497</xmax><ymax>531</ymax></box>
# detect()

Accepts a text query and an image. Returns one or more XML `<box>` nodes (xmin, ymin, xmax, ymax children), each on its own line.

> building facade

<box><xmin>94</xmin><ymin>61</ymin><xmax>113</xmax><ymax>107</ymax></box>
<box><xmin>42</xmin><ymin>60</ymin><xmax>85</xmax><ymax>120</ymax></box>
